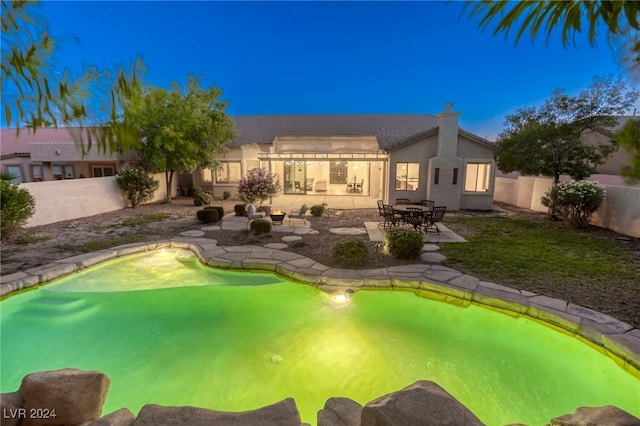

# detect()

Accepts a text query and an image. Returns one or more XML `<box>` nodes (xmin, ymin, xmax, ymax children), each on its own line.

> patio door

<box><xmin>284</xmin><ymin>160</ymin><xmax>306</xmax><ymax>194</ymax></box>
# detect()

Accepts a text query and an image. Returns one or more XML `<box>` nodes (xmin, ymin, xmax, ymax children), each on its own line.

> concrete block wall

<box><xmin>495</xmin><ymin>176</ymin><xmax>640</xmax><ymax>237</ymax></box>
<box><xmin>21</xmin><ymin>173</ymin><xmax>175</xmax><ymax>227</ymax></box>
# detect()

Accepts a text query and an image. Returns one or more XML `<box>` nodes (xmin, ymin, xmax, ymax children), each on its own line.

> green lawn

<box><xmin>440</xmin><ymin>214</ymin><xmax>640</xmax><ymax>327</ymax></box>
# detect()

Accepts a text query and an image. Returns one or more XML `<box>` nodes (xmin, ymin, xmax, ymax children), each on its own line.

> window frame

<box><xmin>463</xmin><ymin>161</ymin><xmax>492</xmax><ymax>193</ymax></box>
<box><xmin>215</xmin><ymin>161</ymin><xmax>242</xmax><ymax>184</ymax></box>
<box><xmin>52</xmin><ymin>164</ymin><xmax>74</xmax><ymax>180</ymax></box>
<box><xmin>30</xmin><ymin>165</ymin><xmax>43</xmax><ymax>182</ymax></box>
<box><xmin>395</xmin><ymin>162</ymin><xmax>420</xmax><ymax>191</ymax></box>
<box><xmin>5</xmin><ymin>165</ymin><xmax>24</xmax><ymax>183</ymax></box>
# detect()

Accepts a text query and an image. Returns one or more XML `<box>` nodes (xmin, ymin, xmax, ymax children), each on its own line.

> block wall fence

<box><xmin>21</xmin><ymin>174</ymin><xmax>176</xmax><ymax>228</ymax></box>
<box><xmin>494</xmin><ymin>176</ymin><xmax>640</xmax><ymax>238</ymax></box>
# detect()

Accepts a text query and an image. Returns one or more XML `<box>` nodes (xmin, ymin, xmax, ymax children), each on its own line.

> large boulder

<box><xmin>19</xmin><ymin>368</ymin><xmax>110</xmax><ymax>426</ymax></box>
<box><xmin>85</xmin><ymin>408</ymin><xmax>136</xmax><ymax>426</ymax></box>
<box><xmin>132</xmin><ymin>398</ymin><xmax>301</xmax><ymax>426</ymax></box>
<box><xmin>1</xmin><ymin>392</ymin><xmax>24</xmax><ymax>426</ymax></box>
<box><xmin>551</xmin><ymin>406</ymin><xmax>640</xmax><ymax>426</ymax></box>
<box><xmin>317</xmin><ymin>397</ymin><xmax>362</xmax><ymax>426</ymax></box>
<box><xmin>360</xmin><ymin>380</ymin><xmax>484</xmax><ymax>426</ymax></box>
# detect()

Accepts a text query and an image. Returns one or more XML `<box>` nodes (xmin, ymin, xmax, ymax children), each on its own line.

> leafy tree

<box><xmin>497</xmin><ymin>77</ymin><xmax>639</xmax><ymax>184</ymax></box>
<box><xmin>1</xmin><ymin>0</ymin><xmax>143</xmax><ymax>155</ymax></box>
<box><xmin>461</xmin><ymin>1</ymin><xmax>640</xmax><ymax>48</ymax></box>
<box><xmin>122</xmin><ymin>75</ymin><xmax>236</xmax><ymax>202</ymax></box>
<box><xmin>613</xmin><ymin>118</ymin><xmax>640</xmax><ymax>183</ymax></box>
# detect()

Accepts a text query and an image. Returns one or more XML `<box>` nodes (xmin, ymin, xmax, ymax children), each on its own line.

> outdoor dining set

<box><xmin>377</xmin><ymin>199</ymin><xmax>447</xmax><ymax>234</ymax></box>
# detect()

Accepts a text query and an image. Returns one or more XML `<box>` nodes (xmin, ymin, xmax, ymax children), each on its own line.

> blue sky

<box><xmin>36</xmin><ymin>1</ymin><xmax>634</xmax><ymax>139</ymax></box>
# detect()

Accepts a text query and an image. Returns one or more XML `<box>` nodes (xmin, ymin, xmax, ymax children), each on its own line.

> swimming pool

<box><xmin>1</xmin><ymin>249</ymin><xmax>638</xmax><ymax>424</ymax></box>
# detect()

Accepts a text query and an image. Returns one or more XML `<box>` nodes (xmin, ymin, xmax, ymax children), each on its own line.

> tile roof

<box><xmin>1</xmin><ymin>127</ymin><xmax>81</xmax><ymax>157</ymax></box>
<box><xmin>230</xmin><ymin>114</ymin><xmax>440</xmax><ymax>150</ymax></box>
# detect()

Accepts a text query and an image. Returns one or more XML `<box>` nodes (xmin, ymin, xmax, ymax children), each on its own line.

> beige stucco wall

<box><xmin>494</xmin><ymin>176</ymin><xmax>640</xmax><ymax>237</ymax></box>
<box><xmin>388</xmin><ymin>135</ymin><xmax>438</xmax><ymax>204</ymax></box>
<box><xmin>21</xmin><ymin>173</ymin><xmax>176</xmax><ymax>227</ymax></box>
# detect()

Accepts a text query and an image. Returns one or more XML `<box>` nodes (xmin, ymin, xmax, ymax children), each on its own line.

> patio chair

<box><xmin>396</xmin><ymin>198</ymin><xmax>411</xmax><ymax>205</ymax></box>
<box><xmin>420</xmin><ymin>199</ymin><xmax>435</xmax><ymax>210</ymax></box>
<box><xmin>382</xmin><ymin>204</ymin><xmax>402</xmax><ymax>228</ymax></box>
<box><xmin>404</xmin><ymin>207</ymin><xmax>425</xmax><ymax>232</ymax></box>
<box><xmin>377</xmin><ymin>200</ymin><xmax>384</xmax><ymax>218</ymax></box>
<box><xmin>289</xmin><ymin>204</ymin><xmax>308</xmax><ymax>225</ymax></box>
<box><xmin>423</xmin><ymin>206</ymin><xmax>446</xmax><ymax>234</ymax></box>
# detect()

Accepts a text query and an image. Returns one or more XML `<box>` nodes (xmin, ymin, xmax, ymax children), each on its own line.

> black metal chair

<box><xmin>423</xmin><ymin>206</ymin><xmax>446</xmax><ymax>234</ymax></box>
<box><xmin>404</xmin><ymin>207</ymin><xmax>425</xmax><ymax>232</ymax></box>
<box><xmin>377</xmin><ymin>200</ymin><xmax>385</xmax><ymax>218</ymax></box>
<box><xmin>420</xmin><ymin>200</ymin><xmax>435</xmax><ymax>211</ymax></box>
<box><xmin>382</xmin><ymin>204</ymin><xmax>401</xmax><ymax>228</ymax></box>
<box><xmin>396</xmin><ymin>198</ymin><xmax>410</xmax><ymax>205</ymax></box>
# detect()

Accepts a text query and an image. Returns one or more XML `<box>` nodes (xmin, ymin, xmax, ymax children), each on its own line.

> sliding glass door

<box><xmin>283</xmin><ymin>160</ymin><xmax>306</xmax><ymax>194</ymax></box>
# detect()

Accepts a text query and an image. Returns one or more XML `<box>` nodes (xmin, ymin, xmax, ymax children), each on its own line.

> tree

<box><xmin>613</xmin><ymin>118</ymin><xmax>640</xmax><ymax>183</ymax></box>
<box><xmin>1</xmin><ymin>0</ymin><xmax>143</xmax><ymax>154</ymax></box>
<box><xmin>496</xmin><ymin>77</ymin><xmax>639</xmax><ymax>184</ymax></box>
<box><xmin>122</xmin><ymin>75</ymin><xmax>236</xmax><ymax>202</ymax></box>
<box><xmin>461</xmin><ymin>1</ymin><xmax>640</xmax><ymax>48</ymax></box>
<box><xmin>461</xmin><ymin>1</ymin><xmax>640</xmax><ymax>79</ymax></box>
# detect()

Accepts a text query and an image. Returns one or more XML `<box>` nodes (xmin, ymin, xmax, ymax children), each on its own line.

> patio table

<box><xmin>392</xmin><ymin>204</ymin><xmax>432</xmax><ymax>213</ymax></box>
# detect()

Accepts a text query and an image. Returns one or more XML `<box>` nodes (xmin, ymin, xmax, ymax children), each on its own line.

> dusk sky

<box><xmin>35</xmin><ymin>1</ymin><xmax>636</xmax><ymax>140</ymax></box>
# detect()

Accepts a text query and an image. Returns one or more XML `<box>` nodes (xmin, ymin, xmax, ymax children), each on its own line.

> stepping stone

<box><xmin>421</xmin><ymin>252</ymin><xmax>447</xmax><ymax>263</ymax></box>
<box><xmin>422</xmin><ymin>244</ymin><xmax>440</xmax><ymax>252</ymax></box>
<box><xmin>201</xmin><ymin>225</ymin><xmax>221</xmax><ymax>231</ymax></box>
<box><xmin>282</xmin><ymin>235</ymin><xmax>303</xmax><ymax>242</ymax></box>
<box><xmin>264</xmin><ymin>243</ymin><xmax>288</xmax><ymax>249</ymax></box>
<box><xmin>294</xmin><ymin>228</ymin><xmax>317</xmax><ymax>235</ymax></box>
<box><xmin>180</xmin><ymin>230</ymin><xmax>205</xmax><ymax>237</ymax></box>
<box><xmin>329</xmin><ymin>227</ymin><xmax>367</xmax><ymax>235</ymax></box>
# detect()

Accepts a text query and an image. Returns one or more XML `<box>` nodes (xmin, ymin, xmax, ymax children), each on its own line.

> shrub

<box><xmin>541</xmin><ymin>180</ymin><xmax>606</xmax><ymax>229</ymax></box>
<box><xmin>208</xmin><ymin>206</ymin><xmax>224</xmax><ymax>220</ymax></box>
<box><xmin>115</xmin><ymin>166</ymin><xmax>159</xmax><ymax>208</ymax></box>
<box><xmin>223</xmin><ymin>190</ymin><xmax>231</xmax><ymax>200</ymax></box>
<box><xmin>197</xmin><ymin>209</ymin><xmax>219</xmax><ymax>223</ymax></box>
<box><xmin>250</xmin><ymin>219</ymin><xmax>272</xmax><ymax>235</ymax></box>
<box><xmin>192</xmin><ymin>187</ymin><xmax>213</xmax><ymax>206</ymax></box>
<box><xmin>1</xmin><ymin>180</ymin><xmax>36</xmax><ymax>237</ymax></box>
<box><xmin>237</xmin><ymin>168</ymin><xmax>282</xmax><ymax>206</ymax></box>
<box><xmin>384</xmin><ymin>228</ymin><xmax>423</xmax><ymax>259</ymax></box>
<box><xmin>331</xmin><ymin>238</ymin><xmax>370</xmax><ymax>267</ymax></box>
<box><xmin>234</xmin><ymin>204</ymin><xmax>247</xmax><ymax>216</ymax></box>
<box><xmin>310</xmin><ymin>203</ymin><xmax>328</xmax><ymax>217</ymax></box>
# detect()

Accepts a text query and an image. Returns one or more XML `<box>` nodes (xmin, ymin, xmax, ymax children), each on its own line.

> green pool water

<box><xmin>1</xmin><ymin>249</ymin><xmax>639</xmax><ymax>425</ymax></box>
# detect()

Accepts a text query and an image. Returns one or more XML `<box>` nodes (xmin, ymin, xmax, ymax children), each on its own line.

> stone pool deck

<box><xmin>2</xmin><ymin>237</ymin><xmax>639</xmax><ymax>376</ymax></box>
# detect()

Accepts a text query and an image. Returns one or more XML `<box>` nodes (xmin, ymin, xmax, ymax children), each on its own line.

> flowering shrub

<box><xmin>115</xmin><ymin>166</ymin><xmax>159</xmax><ymax>208</ymax></box>
<box><xmin>237</xmin><ymin>168</ymin><xmax>281</xmax><ymax>205</ymax></box>
<box><xmin>1</xmin><ymin>179</ymin><xmax>35</xmax><ymax>237</ymax></box>
<box><xmin>541</xmin><ymin>180</ymin><xmax>606</xmax><ymax>229</ymax></box>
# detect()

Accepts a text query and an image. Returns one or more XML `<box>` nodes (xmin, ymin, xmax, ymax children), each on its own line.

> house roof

<box><xmin>231</xmin><ymin>114</ymin><xmax>442</xmax><ymax>150</ymax></box>
<box><xmin>1</xmin><ymin>127</ymin><xmax>81</xmax><ymax>158</ymax></box>
<box><xmin>1</xmin><ymin>114</ymin><xmax>500</xmax><ymax>157</ymax></box>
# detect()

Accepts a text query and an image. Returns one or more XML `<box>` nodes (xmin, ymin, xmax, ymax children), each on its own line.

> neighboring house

<box><xmin>193</xmin><ymin>105</ymin><xmax>498</xmax><ymax>210</ymax></box>
<box><xmin>0</xmin><ymin>105</ymin><xmax>499</xmax><ymax>210</ymax></box>
<box><xmin>582</xmin><ymin>116</ymin><xmax>638</xmax><ymax>176</ymax></box>
<box><xmin>0</xmin><ymin>127</ymin><xmax>137</xmax><ymax>183</ymax></box>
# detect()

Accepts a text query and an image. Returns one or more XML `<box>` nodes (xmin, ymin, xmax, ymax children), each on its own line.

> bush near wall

<box><xmin>0</xmin><ymin>180</ymin><xmax>35</xmax><ymax>237</ymax></box>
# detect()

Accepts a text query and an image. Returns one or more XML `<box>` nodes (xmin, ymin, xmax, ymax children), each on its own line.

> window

<box><xmin>202</xmin><ymin>169</ymin><xmax>213</xmax><ymax>183</ymax></box>
<box><xmin>6</xmin><ymin>165</ymin><xmax>23</xmax><ymax>183</ymax></box>
<box><xmin>329</xmin><ymin>161</ymin><xmax>348</xmax><ymax>184</ymax></box>
<box><xmin>464</xmin><ymin>162</ymin><xmax>491</xmax><ymax>192</ymax></box>
<box><xmin>53</xmin><ymin>165</ymin><xmax>74</xmax><ymax>180</ymax></box>
<box><xmin>395</xmin><ymin>162</ymin><xmax>419</xmax><ymax>191</ymax></box>
<box><xmin>91</xmin><ymin>165</ymin><xmax>115</xmax><ymax>177</ymax></box>
<box><xmin>245</xmin><ymin>160</ymin><xmax>260</xmax><ymax>173</ymax></box>
<box><xmin>31</xmin><ymin>165</ymin><xmax>43</xmax><ymax>182</ymax></box>
<box><xmin>216</xmin><ymin>161</ymin><xmax>241</xmax><ymax>183</ymax></box>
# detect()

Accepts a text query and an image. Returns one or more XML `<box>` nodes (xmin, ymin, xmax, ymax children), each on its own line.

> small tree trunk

<box><xmin>165</xmin><ymin>170</ymin><xmax>175</xmax><ymax>203</ymax></box>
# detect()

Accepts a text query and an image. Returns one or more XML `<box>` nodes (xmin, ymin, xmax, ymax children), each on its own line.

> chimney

<box><xmin>437</xmin><ymin>103</ymin><xmax>460</xmax><ymax>157</ymax></box>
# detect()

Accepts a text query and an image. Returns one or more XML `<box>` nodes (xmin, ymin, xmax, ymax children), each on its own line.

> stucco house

<box><xmin>193</xmin><ymin>105</ymin><xmax>498</xmax><ymax>210</ymax></box>
<box><xmin>1</xmin><ymin>105</ymin><xmax>499</xmax><ymax>210</ymax></box>
<box><xmin>0</xmin><ymin>127</ymin><xmax>137</xmax><ymax>182</ymax></box>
